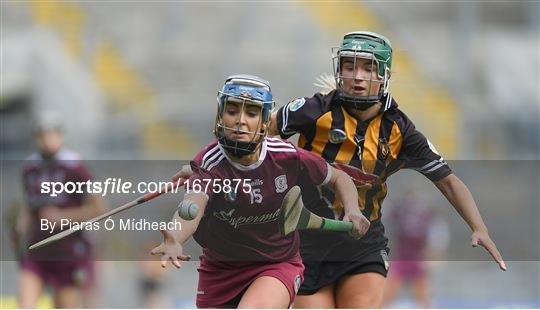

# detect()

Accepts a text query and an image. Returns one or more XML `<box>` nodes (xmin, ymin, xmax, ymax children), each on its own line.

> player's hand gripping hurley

<box><xmin>279</xmin><ymin>185</ymin><xmax>368</xmax><ymax>238</ymax></box>
<box><xmin>173</xmin><ymin>164</ymin><xmax>370</xmax><ymax>238</ymax></box>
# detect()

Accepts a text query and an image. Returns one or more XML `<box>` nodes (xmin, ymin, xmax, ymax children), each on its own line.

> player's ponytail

<box><xmin>314</xmin><ymin>73</ymin><xmax>337</xmax><ymax>95</ymax></box>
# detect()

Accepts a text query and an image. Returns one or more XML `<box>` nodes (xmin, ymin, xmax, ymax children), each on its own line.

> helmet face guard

<box><xmin>332</xmin><ymin>31</ymin><xmax>393</xmax><ymax>110</ymax></box>
<box><xmin>214</xmin><ymin>74</ymin><xmax>274</xmax><ymax>158</ymax></box>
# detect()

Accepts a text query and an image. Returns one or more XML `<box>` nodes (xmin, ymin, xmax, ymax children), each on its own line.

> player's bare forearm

<box><xmin>150</xmin><ymin>193</ymin><xmax>205</xmax><ymax>269</ymax></box>
<box><xmin>325</xmin><ymin>167</ymin><xmax>370</xmax><ymax>237</ymax></box>
<box><xmin>172</xmin><ymin>165</ymin><xmax>193</xmax><ymax>183</ymax></box>
<box><xmin>268</xmin><ymin>111</ymin><xmax>280</xmax><ymax>136</ymax></box>
<box><xmin>168</xmin><ymin>193</ymin><xmax>207</xmax><ymax>244</ymax></box>
<box><xmin>326</xmin><ymin>168</ymin><xmax>359</xmax><ymax>213</ymax></box>
<box><xmin>436</xmin><ymin>173</ymin><xmax>506</xmax><ymax>270</ymax></box>
<box><xmin>435</xmin><ymin>174</ymin><xmax>487</xmax><ymax>232</ymax></box>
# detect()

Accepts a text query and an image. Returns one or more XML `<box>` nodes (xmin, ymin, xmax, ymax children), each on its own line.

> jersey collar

<box><xmin>218</xmin><ymin>139</ymin><xmax>267</xmax><ymax>171</ymax></box>
<box><xmin>381</xmin><ymin>92</ymin><xmax>398</xmax><ymax>112</ymax></box>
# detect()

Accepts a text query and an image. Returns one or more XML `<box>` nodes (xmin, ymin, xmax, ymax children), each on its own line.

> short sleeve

<box><xmin>296</xmin><ymin>147</ymin><xmax>331</xmax><ymax>186</ymax></box>
<box><xmin>276</xmin><ymin>96</ymin><xmax>322</xmax><ymax>139</ymax></box>
<box><xmin>188</xmin><ymin>160</ymin><xmax>215</xmax><ymax>201</ymax></box>
<box><xmin>398</xmin><ymin>114</ymin><xmax>452</xmax><ymax>182</ymax></box>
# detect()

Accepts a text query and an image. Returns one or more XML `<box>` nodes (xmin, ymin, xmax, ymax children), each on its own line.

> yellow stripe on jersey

<box><xmin>335</xmin><ymin>107</ymin><xmax>358</xmax><ymax>162</ymax></box>
<box><xmin>388</xmin><ymin>120</ymin><xmax>403</xmax><ymax>160</ymax></box>
<box><xmin>311</xmin><ymin>111</ymin><xmax>333</xmax><ymax>156</ymax></box>
<box><xmin>298</xmin><ymin>134</ymin><xmax>307</xmax><ymax>149</ymax></box>
<box><xmin>361</xmin><ymin>114</ymin><xmax>383</xmax><ymax>174</ymax></box>
<box><xmin>378</xmin><ymin>120</ymin><xmax>404</xmax><ymax>181</ymax></box>
<box><xmin>357</xmin><ymin>186</ymin><xmax>368</xmax><ymax>212</ymax></box>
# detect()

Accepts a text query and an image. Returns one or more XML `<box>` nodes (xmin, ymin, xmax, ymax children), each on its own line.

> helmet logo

<box><xmin>240</xmin><ymin>90</ymin><xmax>253</xmax><ymax>99</ymax></box>
<box><xmin>328</xmin><ymin>129</ymin><xmax>347</xmax><ymax>144</ymax></box>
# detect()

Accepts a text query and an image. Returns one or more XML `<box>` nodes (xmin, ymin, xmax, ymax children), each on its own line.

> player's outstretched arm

<box><xmin>435</xmin><ymin>174</ymin><xmax>507</xmax><ymax>271</ymax></box>
<box><xmin>172</xmin><ymin>165</ymin><xmax>193</xmax><ymax>183</ymax></box>
<box><xmin>150</xmin><ymin>193</ymin><xmax>207</xmax><ymax>269</ymax></box>
<box><xmin>325</xmin><ymin>167</ymin><xmax>370</xmax><ymax>239</ymax></box>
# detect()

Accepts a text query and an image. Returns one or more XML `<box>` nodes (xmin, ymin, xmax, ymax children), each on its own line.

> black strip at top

<box><xmin>349</xmin><ymin>119</ymin><xmax>369</xmax><ymax>169</ymax></box>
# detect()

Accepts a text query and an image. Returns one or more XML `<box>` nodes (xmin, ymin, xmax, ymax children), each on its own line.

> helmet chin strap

<box><xmin>337</xmin><ymin>76</ymin><xmax>385</xmax><ymax>110</ymax></box>
<box><xmin>337</xmin><ymin>90</ymin><xmax>380</xmax><ymax>110</ymax></box>
<box><xmin>216</xmin><ymin>125</ymin><xmax>264</xmax><ymax>158</ymax></box>
<box><xmin>219</xmin><ymin>136</ymin><xmax>259</xmax><ymax>158</ymax></box>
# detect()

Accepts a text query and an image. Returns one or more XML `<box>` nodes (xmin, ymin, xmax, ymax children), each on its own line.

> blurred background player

<box><xmin>15</xmin><ymin>112</ymin><xmax>105</xmax><ymax>308</ymax></box>
<box><xmin>152</xmin><ymin>74</ymin><xmax>369</xmax><ymax>308</ymax></box>
<box><xmin>383</xmin><ymin>188</ymin><xmax>450</xmax><ymax>308</ymax></box>
<box><xmin>268</xmin><ymin>31</ymin><xmax>506</xmax><ymax>308</ymax></box>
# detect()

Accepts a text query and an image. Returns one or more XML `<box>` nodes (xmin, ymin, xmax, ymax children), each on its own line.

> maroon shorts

<box><xmin>21</xmin><ymin>259</ymin><xmax>94</xmax><ymax>289</ymax></box>
<box><xmin>389</xmin><ymin>261</ymin><xmax>426</xmax><ymax>281</ymax></box>
<box><xmin>196</xmin><ymin>249</ymin><xmax>304</xmax><ymax>308</ymax></box>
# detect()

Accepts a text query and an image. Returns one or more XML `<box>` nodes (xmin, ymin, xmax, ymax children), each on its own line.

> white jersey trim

<box><xmin>266</xmin><ymin>137</ymin><xmax>296</xmax><ymax>153</ymax></box>
<box><xmin>384</xmin><ymin>93</ymin><xmax>393</xmax><ymax>111</ymax></box>
<box><xmin>200</xmin><ymin>144</ymin><xmax>225</xmax><ymax>172</ymax></box>
<box><xmin>266</xmin><ymin>137</ymin><xmax>295</xmax><ymax>149</ymax></box>
<box><xmin>201</xmin><ymin>145</ymin><xmax>220</xmax><ymax>169</ymax></box>
<box><xmin>266</xmin><ymin>142</ymin><xmax>294</xmax><ymax>149</ymax></box>
<box><xmin>205</xmin><ymin>154</ymin><xmax>225</xmax><ymax>172</ymax></box>
<box><xmin>281</xmin><ymin>101</ymin><xmax>296</xmax><ymax>136</ymax></box>
<box><xmin>202</xmin><ymin>147</ymin><xmax>224</xmax><ymax>170</ymax></box>
<box><xmin>267</xmin><ymin>148</ymin><xmax>296</xmax><ymax>153</ymax></box>
<box><xmin>412</xmin><ymin>159</ymin><xmax>447</xmax><ymax>174</ymax></box>
<box><xmin>320</xmin><ymin>163</ymin><xmax>333</xmax><ymax>186</ymax></box>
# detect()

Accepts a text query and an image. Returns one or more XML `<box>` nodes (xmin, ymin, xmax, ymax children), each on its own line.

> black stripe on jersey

<box><xmin>349</xmin><ymin>119</ymin><xmax>367</xmax><ymax>169</ymax></box>
<box><xmin>383</xmin><ymin>159</ymin><xmax>406</xmax><ymax>182</ymax></box>
<box><xmin>363</xmin><ymin>115</ymin><xmax>394</xmax><ymax>221</ymax></box>
<box><xmin>321</xmin><ymin>108</ymin><xmax>345</xmax><ymax>162</ymax></box>
<box><xmin>298</xmin><ymin>129</ymin><xmax>315</xmax><ymax>151</ymax></box>
<box><xmin>374</xmin><ymin>116</ymin><xmax>395</xmax><ymax>176</ymax></box>
<box><xmin>363</xmin><ymin>182</ymin><xmax>379</xmax><ymax>221</ymax></box>
<box><xmin>381</xmin><ymin>118</ymin><xmax>406</xmax><ymax>181</ymax></box>
<box><xmin>298</xmin><ymin>134</ymin><xmax>311</xmax><ymax>151</ymax></box>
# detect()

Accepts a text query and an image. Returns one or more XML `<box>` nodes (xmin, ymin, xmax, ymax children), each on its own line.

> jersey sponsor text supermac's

<box><xmin>188</xmin><ymin>138</ymin><xmax>331</xmax><ymax>261</ymax></box>
<box><xmin>213</xmin><ymin>208</ymin><xmax>281</xmax><ymax>229</ymax></box>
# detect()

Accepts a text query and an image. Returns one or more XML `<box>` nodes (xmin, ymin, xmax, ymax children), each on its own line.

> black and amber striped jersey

<box><xmin>276</xmin><ymin>90</ymin><xmax>452</xmax><ymax>223</ymax></box>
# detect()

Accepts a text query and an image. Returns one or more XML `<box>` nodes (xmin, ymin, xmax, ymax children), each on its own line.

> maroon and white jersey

<box><xmin>190</xmin><ymin>137</ymin><xmax>331</xmax><ymax>262</ymax></box>
<box><xmin>22</xmin><ymin>149</ymin><xmax>93</xmax><ymax>260</ymax></box>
